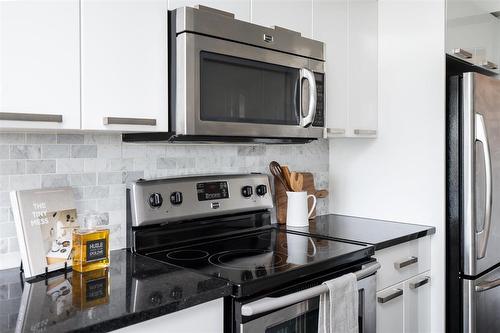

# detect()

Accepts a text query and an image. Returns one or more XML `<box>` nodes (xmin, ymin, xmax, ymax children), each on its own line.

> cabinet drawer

<box><xmin>374</xmin><ymin>236</ymin><xmax>430</xmax><ymax>291</ymax></box>
<box><xmin>376</xmin><ymin>282</ymin><xmax>404</xmax><ymax>333</ymax></box>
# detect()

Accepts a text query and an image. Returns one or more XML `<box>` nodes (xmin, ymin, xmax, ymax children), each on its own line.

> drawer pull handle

<box><xmin>394</xmin><ymin>256</ymin><xmax>418</xmax><ymax>269</ymax></box>
<box><xmin>103</xmin><ymin>117</ymin><xmax>157</xmax><ymax>126</ymax></box>
<box><xmin>353</xmin><ymin>129</ymin><xmax>377</xmax><ymax>136</ymax></box>
<box><xmin>377</xmin><ymin>288</ymin><xmax>403</xmax><ymax>303</ymax></box>
<box><xmin>327</xmin><ymin>128</ymin><xmax>346</xmax><ymax>135</ymax></box>
<box><xmin>0</xmin><ymin>112</ymin><xmax>63</xmax><ymax>123</ymax></box>
<box><xmin>410</xmin><ymin>276</ymin><xmax>430</xmax><ymax>289</ymax></box>
<box><xmin>452</xmin><ymin>48</ymin><xmax>472</xmax><ymax>59</ymax></box>
<box><xmin>481</xmin><ymin>61</ymin><xmax>498</xmax><ymax>70</ymax></box>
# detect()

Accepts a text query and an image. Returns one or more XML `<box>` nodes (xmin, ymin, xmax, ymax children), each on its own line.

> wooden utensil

<box><xmin>281</xmin><ymin>166</ymin><xmax>292</xmax><ymax>189</ymax></box>
<box><xmin>269</xmin><ymin>161</ymin><xmax>291</xmax><ymax>191</ymax></box>
<box><xmin>290</xmin><ymin>172</ymin><xmax>304</xmax><ymax>192</ymax></box>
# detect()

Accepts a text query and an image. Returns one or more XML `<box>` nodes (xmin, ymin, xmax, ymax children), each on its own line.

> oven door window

<box><xmin>200</xmin><ymin>51</ymin><xmax>300</xmax><ymax>125</ymax></box>
<box><xmin>265</xmin><ymin>308</ymin><xmax>319</xmax><ymax>333</ymax></box>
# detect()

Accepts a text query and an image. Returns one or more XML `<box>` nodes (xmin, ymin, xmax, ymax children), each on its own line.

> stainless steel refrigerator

<box><xmin>447</xmin><ymin>72</ymin><xmax>500</xmax><ymax>333</ymax></box>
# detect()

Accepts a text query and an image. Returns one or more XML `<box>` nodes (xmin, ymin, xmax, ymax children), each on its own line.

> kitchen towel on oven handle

<box><xmin>318</xmin><ymin>272</ymin><xmax>358</xmax><ymax>333</ymax></box>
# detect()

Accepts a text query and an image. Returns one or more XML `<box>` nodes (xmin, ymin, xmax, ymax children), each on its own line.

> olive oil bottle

<box><xmin>72</xmin><ymin>268</ymin><xmax>110</xmax><ymax>309</ymax></box>
<box><xmin>72</xmin><ymin>213</ymin><xmax>110</xmax><ymax>273</ymax></box>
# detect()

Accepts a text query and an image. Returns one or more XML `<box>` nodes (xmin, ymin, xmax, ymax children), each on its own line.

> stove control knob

<box><xmin>148</xmin><ymin>193</ymin><xmax>163</xmax><ymax>208</ymax></box>
<box><xmin>241</xmin><ymin>185</ymin><xmax>253</xmax><ymax>198</ymax></box>
<box><xmin>256</xmin><ymin>184</ymin><xmax>267</xmax><ymax>197</ymax></box>
<box><xmin>170</xmin><ymin>191</ymin><xmax>183</xmax><ymax>205</ymax></box>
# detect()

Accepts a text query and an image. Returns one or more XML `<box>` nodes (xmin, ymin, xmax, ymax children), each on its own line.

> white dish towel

<box><xmin>318</xmin><ymin>272</ymin><xmax>359</xmax><ymax>333</ymax></box>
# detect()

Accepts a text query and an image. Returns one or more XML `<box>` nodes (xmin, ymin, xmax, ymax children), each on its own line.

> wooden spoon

<box><xmin>281</xmin><ymin>166</ymin><xmax>292</xmax><ymax>189</ymax></box>
<box><xmin>290</xmin><ymin>172</ymin><xmax>304</xmax><ymax>192</ymax></box>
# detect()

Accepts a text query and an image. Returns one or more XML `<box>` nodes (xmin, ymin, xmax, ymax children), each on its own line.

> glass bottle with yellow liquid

<box><xmin>72</xmin><ymin>212</ymin><xmax>110</xmax><ymax>273</ymax></box>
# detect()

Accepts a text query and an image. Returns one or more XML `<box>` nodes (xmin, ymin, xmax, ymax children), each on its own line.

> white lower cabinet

<box><xmin>376</xmin><ymin>271</ymin><xmax>431</xmax><ymax>333</ymax></box>
<box><xmin>404</xmin><ymin>272</ymin><xmax>431</xmax><ymax>333</ymax></box>
<box><xmin>375</xmin><ymin>236</ymin><xmax>432</xmax><ymax>333</ymax></box>
<box><xmin>114</xmin><ymin>298</ymin><xmax>223</xmax><ymax>333</ymax></box>
<box><xmin>376</xmin><ymin>282</ymin><xmax>404</xmax><ymax>333</ymax></box>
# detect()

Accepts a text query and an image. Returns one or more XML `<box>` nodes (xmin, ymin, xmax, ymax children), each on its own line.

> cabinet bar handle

<box><xmin>0</xmin><ymin>112</ymin><xmax>63</xmax><ymax>123</ymax></box>
<box><xmin>481</xmin><ymin>61</ymin><xmax>498</xmax><ymax>70</ymax></box>
<box><xmin>327</xmin><ymin>128</ymin><xmax>346</xmax><ymax>135</ymax></box>
<box><xmin>377</xmin><ymin>289</ymin><xmax>403</xmax><ymax>303</ymax></box>
<box><xmin>452</xmin><ymin>48</ymin><xmax>473</xmax><ymax>59</ymax></box>
<box><xmin>354</xmin><ymin>129</ymin><xmax>377</xmax><ymax>136</ymax></box>
<box><xmin>394</xmin><ymin>256</ymin><xmax>418</xmax><ymax>269</ymax></box>
<box><xmin>103</xmin><ymin>117</ymin><xmax>156</xmax><ymax>126</ymax></box>
<box><xmin>409</xmin><ymin>276</ymin><xmax>430</xmax><ymax>289</ymax></box>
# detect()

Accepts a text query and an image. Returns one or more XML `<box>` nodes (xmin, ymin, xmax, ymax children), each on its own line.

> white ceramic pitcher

<box><xmin>286</xmin><ymin>191</ymin><xmax>317</xmax><ymax>227</ymax></box>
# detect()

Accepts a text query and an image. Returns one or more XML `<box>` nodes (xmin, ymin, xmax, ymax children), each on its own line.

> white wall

<box><xmin>329</xmin><ymin>1</ymin><xmax>445</xmax><ymax>332</ymax></box>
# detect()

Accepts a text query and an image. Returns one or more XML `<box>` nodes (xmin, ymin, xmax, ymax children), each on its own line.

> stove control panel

<box><xmin>128</xmin><ymin>174</ymin><xmax>273</xmax><ymax>227</ymax></box>
<box><xmin>197</xmin><ymin>181</ymin><xmax>229</xmax><ymax>201</ymax></box>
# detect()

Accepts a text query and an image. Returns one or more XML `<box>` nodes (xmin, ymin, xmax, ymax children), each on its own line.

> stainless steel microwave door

<box><xmin>176</xmin><ymin>33</ymin><xmax>324</xmax><ymax>139</ymax></box>
<box><xmin>463</xmin><ymin>73</ymin><xmax>500</xmax><ymax>276</ymax></box>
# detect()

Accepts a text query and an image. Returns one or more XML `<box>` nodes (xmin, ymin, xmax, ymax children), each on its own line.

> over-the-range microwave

<box><xmin>123</xmin><ymin>5</ymin><xmax>325</xmax><ymax>144</ymax></box>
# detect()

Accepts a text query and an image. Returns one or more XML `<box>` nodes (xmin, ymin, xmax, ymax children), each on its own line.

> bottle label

<box><xmin>86</xmin><ymin>239</ymin><xmax>106</xmax><ymax>262</ymax></box>
<box><xmin>86</xmin><ymin>277</ymin><xmax>107</xmax><ymax>302</ymax></box>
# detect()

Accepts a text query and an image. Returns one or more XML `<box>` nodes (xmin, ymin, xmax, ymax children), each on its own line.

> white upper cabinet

<box><xmin>314</xmin><ymin>0</ymin><xmax>378</xmax><ymax>138</ymax></box>
<box><xmin>447</xmin><ymin>0</ymin><xmax>500</xmax><ymax>72</ymax></box>
<box><xmin>313</xmin><ymin>0</ymin><xmax>349</xmax><ymax>136</ymax></box>
<box><xmin>0</xmin><ymin>0</ymin><xmax>80</xmax><ymax>130</ymax></box>
<box><xmin>81</xmin><ymin>0</ymin><xmax>169</xmax><ymax>131</ymax></box>
<box><xmin>169</xmin><ymin>0</ymin><xmax>251</xmax><ymax>21</ymax></box>
<box><xmin>347</xmin><ymin>0</ymin><xmax>378</xmax><ymax>137</ymax></box>
<box><xmin>251</xmin><ymin>0</ymin><xmax>313</xmax><ymax>38</ymax></box>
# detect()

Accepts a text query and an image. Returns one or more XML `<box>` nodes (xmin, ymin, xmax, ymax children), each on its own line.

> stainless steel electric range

<box><xmin>127</xmin><ymin>174</ymin><xmax>379</xmax><ymax>333</ymax></box>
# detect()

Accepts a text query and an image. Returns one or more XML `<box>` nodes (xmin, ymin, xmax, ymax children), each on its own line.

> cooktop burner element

<box><xmin>208</xmin><ymin>249</ymin><xmax>288</xmax><ymax>270</ymax></box>
<box><xmin>166</xmin><ymin>250</ymin><xmax>209</xmax><ymax>261</ymax></box>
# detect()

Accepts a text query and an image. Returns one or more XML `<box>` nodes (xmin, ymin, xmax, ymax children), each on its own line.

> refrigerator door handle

<box><xmin>476</xmin><ymin>277</ymin><xmax>500</xmax><ymax>292</ymax></box>
<box><xmin>475</xmin><ymin>113</ymin><xmax>493</xmax><ymax>259</ymax></box>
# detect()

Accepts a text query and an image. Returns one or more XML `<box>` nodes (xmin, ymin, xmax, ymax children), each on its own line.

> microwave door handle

<box><xmin>299</xmin><ymin>68</ymin><xmax>317</xmax><ymax>127</ymax></box>
<box><xmin>240</xmin><ymin>261</ymin><xmax>381</xmax><ymax>316</ymax></box>
<box><xmin>476</xmin><ymin>113</ymin><xmax>493</xmax><ymax>259</ymax></box>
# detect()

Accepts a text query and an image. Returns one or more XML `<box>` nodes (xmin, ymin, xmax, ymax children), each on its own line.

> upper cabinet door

<box><xmin>447</xmin><ymin>0</ymin><xmax>500</xmax><ymax>72</ymax></box>
<box><xmin>81</xmin><ymin>0</ymin><xmax>169</xmax><ymax>131</ymax></box>
<box><xmin>251</xmin><ymin>0</ymin><xmax>313</xmax><ymax>38</ymax></box>
<box><xmin>347</xmin><ymin>0</ymin><xmax>378</xmax><ymax>138</ymax></box>
<box><xmin>169</xmin><ymin>0</ymin><xmax>251</xmax><ymax>21</ymax></box>
<box><xmin>314</xmin><ymin>0</ymin><xmax>378</xmax><ymax>138</ymax></box>
<box><xmin>0</xmin><ymin>0</ymin><xmax>80</xmax><ymax>130</ymax></box>
<box><xmin>313</xmin><ymin>0</ymin><xmax>349</xmax><ymax>137</ymax></box>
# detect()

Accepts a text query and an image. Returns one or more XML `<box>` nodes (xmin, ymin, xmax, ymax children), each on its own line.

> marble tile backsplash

<box><xmin>0</xmin><ymin>132</ymin><xmax>329</xmax><ymax>270</ymax></box>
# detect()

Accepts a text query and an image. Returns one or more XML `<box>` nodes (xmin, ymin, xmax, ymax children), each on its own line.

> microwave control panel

<box><xmin>312</xmin><ymin>72</ymin><xmax>325</xmax><ymax>127</ymax></box>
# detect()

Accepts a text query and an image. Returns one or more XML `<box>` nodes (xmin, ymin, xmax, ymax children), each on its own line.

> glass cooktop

<box><xmin>145</xmin><ymin>228</ymin><xmax>374</xmax><ymax>297</ymax></box>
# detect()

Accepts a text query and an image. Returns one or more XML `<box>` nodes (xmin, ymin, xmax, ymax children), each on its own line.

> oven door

<box><xmin>238</xmin><ymin>273</ymin><xmax>376</xmax><ymax>333</ymax></box>
<box><xmin>176</xmin><ymin>32</ymin><xmax>325</xmax><ymax>139</ymax></box>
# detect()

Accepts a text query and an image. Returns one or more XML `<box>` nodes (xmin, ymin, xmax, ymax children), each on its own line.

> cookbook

<box><xmin>10</xmin><ymin>187</ymin><xmax>78</xmax><ymax>279</ymax></box>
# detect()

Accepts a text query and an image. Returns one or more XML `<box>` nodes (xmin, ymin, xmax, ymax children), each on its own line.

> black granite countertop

<box><xmin>0</xmin><ymin>249</ymin><xmax>231</xmax><ymax>333</ymax></box>
<box><xmin>279</xmin><ymin>214</ymin><xmax>436</xmax><ymax>250</ymax></box>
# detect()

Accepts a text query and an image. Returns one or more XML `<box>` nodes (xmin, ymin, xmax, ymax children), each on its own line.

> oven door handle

<box><xmin>299</xmin><ymin>68</ymin><xmax>317</xmax><ymax>128</ymax></box>
<box><xmin>240</xmin><ymin>261</ymin><xmax>380</xmax><ymax>317</ymax></box>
